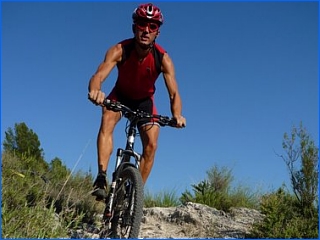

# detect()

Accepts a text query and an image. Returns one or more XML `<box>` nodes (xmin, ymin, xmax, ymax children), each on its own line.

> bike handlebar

<box><xmin>103</xmin><ymin>99</ymin><xmax>178</xmax><ymax>127</ymax></box>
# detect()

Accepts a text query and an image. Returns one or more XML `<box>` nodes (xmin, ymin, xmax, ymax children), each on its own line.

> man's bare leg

<box><xmin>92</xmin><ymin>107</ymin><xmax>121</xmax><ymax>200</ymax></box>
<box><xmin>139</xmin><ymin>124</ymin><xmax>160</xmax><ymax>183</ymax></box>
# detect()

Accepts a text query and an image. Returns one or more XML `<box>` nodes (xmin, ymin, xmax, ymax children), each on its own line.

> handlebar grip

<box><xmin>168</xmin><ymin>118</ymin><xmax>178</xmax><ymax>127</ymax></box>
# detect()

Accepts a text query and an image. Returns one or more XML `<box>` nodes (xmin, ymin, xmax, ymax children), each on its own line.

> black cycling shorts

<box><xmin>107</xmin><ymin>89</ymin><xmax>159</xmax><ymax>129</ymax></box>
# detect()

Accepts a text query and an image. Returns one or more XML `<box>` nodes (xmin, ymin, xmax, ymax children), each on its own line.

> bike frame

<box><xmin>100</xmin><ymin>99</ymin><xmax>178</xmax><ymax>238</ymax></box>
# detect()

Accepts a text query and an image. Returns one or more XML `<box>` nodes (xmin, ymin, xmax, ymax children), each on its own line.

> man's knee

<box><xmin>100</xmin><ymin>109</ymin><xmax>120</xmax><ymax>133</ymax></box>
<box><xmin>144</xmin><ymin>141</ymin><xmax>158</xmax><ymax>155</ymax></box>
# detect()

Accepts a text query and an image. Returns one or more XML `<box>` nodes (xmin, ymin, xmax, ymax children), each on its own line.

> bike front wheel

<box><xmin>110</xmin><ymin>166</ymin><xmax>144</xmax><ymax>238</ymax></box>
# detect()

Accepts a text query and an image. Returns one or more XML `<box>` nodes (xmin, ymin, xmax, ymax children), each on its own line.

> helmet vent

<box><xmin>147</xmin><ymin>5</ymin><xmax>153</xmax><ymax>16</ymax></box>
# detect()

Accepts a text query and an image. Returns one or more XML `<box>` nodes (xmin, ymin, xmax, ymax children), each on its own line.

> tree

<box><xmin>3</xmin><ymin>122</ymin><xmax>44</xmax><ymax>160</ymax></box>
<box><xmin>281</xmin><ymin>122</ymin><xmax>318</xmax><ymax>218</ymax></box>
<box><xmin>3</xmin><ymin>122</ymin><xmax>48</xmax><ymax>172</ymax></box>
<box><xmin>48</xmin><ymin>157</ymin><xmax>70</xmax><ymax>183</ymax></box>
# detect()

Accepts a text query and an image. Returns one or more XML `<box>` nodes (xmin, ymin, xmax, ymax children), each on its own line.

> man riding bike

<box><xmin>88</xmin><ymin>3</ymin><xmax>186</xmax><ymax>201</ymax></box>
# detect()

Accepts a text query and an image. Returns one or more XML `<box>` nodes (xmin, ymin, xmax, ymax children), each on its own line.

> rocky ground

<box><xmin>70</xmin><ymin>202</ymin><xmax>264</xmax><ymax>239</ymax></box>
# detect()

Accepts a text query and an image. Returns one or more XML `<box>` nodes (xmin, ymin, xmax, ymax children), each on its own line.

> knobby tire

<box><xmin>110</xmin><ymin>166</ymin><xmax>144</xmax><ymax>238</ymax></box>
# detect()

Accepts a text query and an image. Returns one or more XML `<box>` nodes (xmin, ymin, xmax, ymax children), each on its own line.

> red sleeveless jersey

<box><xmin>112</xmin><ymin>38</ymin><xmax>166</xmax><ymax>100</ymax></box>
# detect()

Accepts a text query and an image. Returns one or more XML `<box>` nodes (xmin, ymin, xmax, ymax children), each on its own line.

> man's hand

<box><xmin>174</xmin><ymin>115</ymin><xmax>186</xmax><ymax>128</ymax></box>
<box><xmin>88</xmin><ymin>90</ymin><xmax>106</xmax><ymax>106</ymax></box>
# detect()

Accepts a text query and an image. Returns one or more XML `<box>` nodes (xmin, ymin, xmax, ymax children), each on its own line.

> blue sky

<box><xmin>1</xmin><ymin>1</ymin><xmax>318</xmax><ymax>196</ymax></box>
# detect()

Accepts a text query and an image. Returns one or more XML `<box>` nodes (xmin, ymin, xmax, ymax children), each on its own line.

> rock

<box><xmin>138</xmin><ymin>202</ymin><xmax>264</xmax><ymax>239</ymax></box>
<box><xmin>68</xmin><ymin>202</ymin><xmax>264</xmax><ymax>239</ymax></box>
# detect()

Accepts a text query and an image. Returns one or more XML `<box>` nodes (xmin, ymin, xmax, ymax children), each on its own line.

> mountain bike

<box><xmin>99</xmin><ymin>98</ymin><xmax>178</xmax><ymax>239</ymax></box>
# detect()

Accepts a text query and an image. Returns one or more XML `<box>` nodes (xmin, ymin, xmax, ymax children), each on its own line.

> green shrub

<box><xmin>144</xmin><ymin>188</ymin><xmax>180</xmax><ymax>207</ymax></box>
<box><xmin>1</xmin><ymin>151</ymin><xmax>100</xmax><ymax>238</ymax></box>
<box><xmin>1</xmin><ymin>152</ymin><xmax>68</xmax><ymax>237</ymax></box>
<box><xmin>180</xmin><ymin>165</ymin><xmax>260</xmax><ymax>211</ymax></box>
<box><xmin>247</xmin><ymin>186</ymin><xmax>318</xmax><ymax>238</ymax></box>
<box><xmin>248</xmin><ymin>124</ymin><xmax>319</xmax><ymax>238</ymax></box>
<box><xmin>2</xmin><ymin>201</ymin><xmax>68</xmax><ymax>238</ymax></box>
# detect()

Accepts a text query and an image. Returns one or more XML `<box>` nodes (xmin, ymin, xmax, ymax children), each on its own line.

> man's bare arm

<box><xmin>162</xmin><ymin>53</ymin><xmax>186</xmax><ymax>128</ymax></box>
<box><xmin>88</xmin><ymin>44</ymin><xmax>122</xmax><ymax>105</ymax></box>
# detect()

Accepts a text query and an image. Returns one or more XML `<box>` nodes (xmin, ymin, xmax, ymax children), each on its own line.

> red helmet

<box><xmin>132</xmin><ymin>3</ymin><xmax>164</xmax><ymax>25</ymax></box>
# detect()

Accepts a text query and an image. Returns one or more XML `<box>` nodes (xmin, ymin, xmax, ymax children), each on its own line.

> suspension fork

<box><xmin>104</xmin><ymin>150</ymin><xmax>126</xmax><ymax>220</ymax></box>
<box><xmin>104</xmin><ymin>160</ymin><xmax>140</xmax><ymax>221</ymax></box>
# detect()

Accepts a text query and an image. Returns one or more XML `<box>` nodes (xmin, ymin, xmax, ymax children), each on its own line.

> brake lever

<box><xmin>158</xmin><ymin>116</ymin><xmax>174</xmax><ymax>127</ymax></box>
<box><xmin>104</xmin><ymin>99</ymin><xmax>122</xmax><ymax>111</ymax></box>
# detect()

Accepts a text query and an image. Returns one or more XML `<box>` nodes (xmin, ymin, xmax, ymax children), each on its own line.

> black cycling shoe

<box><xmin>92</xmin><ymin>173</ymin><xmax>108</xmax><ymax>201</ymax></box>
